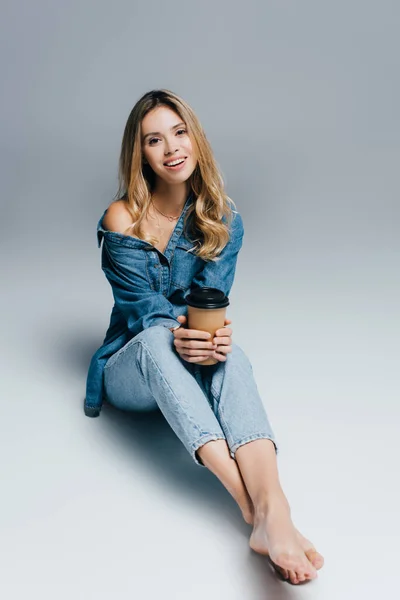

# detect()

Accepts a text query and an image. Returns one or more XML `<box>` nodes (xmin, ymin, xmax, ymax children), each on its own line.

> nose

<box><xmin>164</xmin><ymin>136</ymin><xmax>179</xmax><ymax>156</ymax></box>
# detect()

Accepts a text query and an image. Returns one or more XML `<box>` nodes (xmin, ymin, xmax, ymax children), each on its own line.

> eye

<box><xmin>148</xmin><ymin>129</ymin><xmax>187</xmax><ymax>145</ymax></box>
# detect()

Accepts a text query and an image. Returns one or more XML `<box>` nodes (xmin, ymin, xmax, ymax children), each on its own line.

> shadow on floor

<box><xmin>99</xmin><ymin>400</ymin><xmax>251</xmax><ymax>539</ymax></box>
<box><xmin>59</xmin><ymin>332</ymin><xmax>297</xmax><ymax>596</ymax></box>
<box><xmin>65</xmin><ymin>333</ymin><xmax>103</xmax><ymax>377</ymax></box>
<box><xmin>98</xmin><ymin>405</ymin><xmax>296</xmax><ymax>598</ymax></box>
<box><xmin>59</xmin><ymin>331</ymin><xmax>247</xmax><ymax>536</ymax></box>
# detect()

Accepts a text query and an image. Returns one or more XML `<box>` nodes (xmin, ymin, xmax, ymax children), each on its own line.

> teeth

<box><xmin>165</xmin><ymin>158</ymin><xmax>185</xmax><ymax>166</ymax></box>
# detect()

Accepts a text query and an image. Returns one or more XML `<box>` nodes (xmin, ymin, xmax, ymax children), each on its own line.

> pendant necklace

<box><xmin>150</xmin><ymin>197</ymin><xmax>183</xmax><ymax>222</ymax></box>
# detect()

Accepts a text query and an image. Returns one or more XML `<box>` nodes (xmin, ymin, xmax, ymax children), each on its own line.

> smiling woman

<box><xmin>113</xmin><ymin>90</ymin><xmax>237</xmax><ymax>261</ymax></box>
<box><xmin>86</xmin><ymin>89</ymin><xmax>241</xmax><ymax>417</ymax></box>
<box><xmin>84</xmin><ymin>88</ymin><xmax>324</xmax><ymax>586</ymax></box>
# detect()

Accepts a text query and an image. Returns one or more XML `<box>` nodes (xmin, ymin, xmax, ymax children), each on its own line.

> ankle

<box><xmin>253</xmin><ymin>490</ymin><xmax>291</xmax><ymax>520</ymax></box>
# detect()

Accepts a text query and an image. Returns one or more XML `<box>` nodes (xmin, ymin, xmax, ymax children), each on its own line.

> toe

<box><xmin>276</xmin><ymin>566</ymin><xmax>289</xmax><ymax>581</ymax></box>
<box><xmin>288</xmin><ymin>570</ymin><xmax>298</xmax><ymax>585</ymax></box>
<box><xmin>296</xmin><ymin>531</ymin><xmax>324</xmax><ymax>570</ymax></box>
<box><xmin>267</xmin><ymin>556</ymin><xmax>289</xmax><ymax>581</ymax></box>
<box><xmin>303</xmin><ymin>562</ymin><xmax>318</xmax><ymax>580</ymax></box>
<box><xmin>305</xmin><ymin>549</ymin><xmax>324</xmax><ymax>570</ymax></box>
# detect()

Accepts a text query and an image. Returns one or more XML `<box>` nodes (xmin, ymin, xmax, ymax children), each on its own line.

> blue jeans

<box><xmin>103</xmin><ymin>326</ymin><xmax>278</xmax><ymax>467</ymax></box>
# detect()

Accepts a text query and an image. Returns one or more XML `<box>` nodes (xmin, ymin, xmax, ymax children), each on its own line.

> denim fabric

<box><xmin>84</xmin><ymin>191</ymin><xmax>244</xmax><ymax>417</ymax></box>
<box><xmin>103</xmin><ymin>325</ymin><xmax>278</xmax><ymax>466</ymax></box>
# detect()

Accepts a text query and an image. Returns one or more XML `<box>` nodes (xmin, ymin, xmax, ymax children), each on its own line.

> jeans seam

<box><xmin>104</xmin><ymin>336</ymin><xmax>138</xmax><ymax>371</ymax></box>
<box><xmin>191</xmin><ymin>433</ymin><xmax>226</xmax><ymax>452</ymax></box>
<box><xmin>209</xmin><ymin>377</ymin><xmax>236</xmax><ymax>448</ymax></box>
<box><xmin>218</xmin><ymin>403</ymin><xmax>236</xmax><ymax>449</ymax></box>
<box><xmin>210</xmin><ymin>382</ymin><xmax>220</xmax><ymax>399</ymax></box>
<box><xmin>230</xmin><ymin>433</ymin><xmax>278</xmax><ymax>457</ymax></box>
<box><xmin>210</xmin><ymin>366</ymin><xmax>234</xmax><ymax>440</ymax></box>
<box><xmin>191</xmin><ymin>433</ymin><xmax>227</xmax><ymax>466</ymax></box>
<box><xmin>139</xmin><ymin>339</ymin><xmax>206</xmax><ymax>439</ymax></box>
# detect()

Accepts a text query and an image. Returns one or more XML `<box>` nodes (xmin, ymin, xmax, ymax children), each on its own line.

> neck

<box><xmin>151</xmin><ymin>180</ymin><xmax>191</xmax><ymax>213</ymax></box>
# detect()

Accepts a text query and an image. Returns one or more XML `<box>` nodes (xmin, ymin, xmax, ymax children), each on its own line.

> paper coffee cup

<box><xmin>185</xmin><ymin>287</ymin><xmax>229</xmax><ymax>366</ymax></box>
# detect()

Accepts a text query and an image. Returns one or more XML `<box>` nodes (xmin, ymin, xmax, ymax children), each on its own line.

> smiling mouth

<box><xmin>164</xmin><ymin>157</ymin><xmax>187</xmax><ymax>169</ymax></box>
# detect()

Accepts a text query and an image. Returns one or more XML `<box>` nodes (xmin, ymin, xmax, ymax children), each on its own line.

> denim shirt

<box><xmin>84</xmin><ymin>191</ymin><xmax>244</xmax><ymax>417</ymax></box>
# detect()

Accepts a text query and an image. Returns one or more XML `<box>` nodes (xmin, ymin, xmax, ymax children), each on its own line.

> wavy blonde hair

<box><xmin>113</xmin><ymin>89</ymin><xmax>237</xmax><ymax>261</ymax></box>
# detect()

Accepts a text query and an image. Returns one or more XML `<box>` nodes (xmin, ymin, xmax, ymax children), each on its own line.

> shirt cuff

<box><xmin>150</xmin><ymin>317</ymin><xmax>182</xmax><ymax>331</ymax></box>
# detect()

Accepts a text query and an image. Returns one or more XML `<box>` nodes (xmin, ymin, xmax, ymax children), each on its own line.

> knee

<box><xmin>134</xmin><ymin>326</ymin><xmax>184</xmax><ymax>380</ymax></box>
<box><xmin>135</xmin><ymin>325</ymin><xmax>174</xmax><ymax>352</ymax></box>
<box><xmin>230</xmin><ymin>341</ymin><xmax>253</xmax><ymax>371</ymax></box>
<box><xmin>230</xmin><ymin>340</ymin><xmax>247</xmax><ymax>360</ymax></box>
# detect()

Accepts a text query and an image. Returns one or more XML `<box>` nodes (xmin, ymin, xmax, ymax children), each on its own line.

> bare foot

<box><xmin>240</xmin><ymin>501</ymin><xmax>324</xmax><ymax>576</ymax></box>
<box><xmin>241</xmin><ymin>508</ymin><xmax>254</xmax><ymax>525</ymax></box>
<box><xmin>236</xmin><ymin>493</ymin><xmax>254</xmax><ymax>525</ymax></box>
<box><xmin>296</xmin><ymin>530</ymin><xmax>325</xmax><ymax>571</ymax></box>
<box><xmin>249</xmin><ymin>503</ymin><xmax>323</xmax><ymax>585</ymax></box>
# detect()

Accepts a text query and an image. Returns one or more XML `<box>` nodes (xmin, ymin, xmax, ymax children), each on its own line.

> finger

<box><xmin>175</xmin><ymin>339</ymin><xmax>216</xmax><ymax>352</ymax></box>
<box><xmin>213</xmin><ymin>346</ymin><xmax>231</xmax><ymax>356</ymax></box>
<box><xmin>181</xmin><ymin>354</ymin><xmax>212</xmax><ymax>363</ymax></box>
<box><xmin>179</xmin><ymin>348</ymin><xmax>217</xmax><ymax>357</ymax></box>
<box><xmin>212</xmin><ymin>344</ymin><xmax>232</xmax><ymax>354</ymax></box>
<box><xmin>215</xmin><ymin>328</ymin><xmax>232</xmax><ymax>337</ymax></box>
<box><xmin>179</xmin><ymin>329</ymin><xmax>212</xmax><ymax>340</ymax></box>
<box><xmin>211</xmin><ymin>351</ymin><xmax>227</xmax><ymax>362</ymax></box>
<box><xmin>175</xmin><ymin>338</ymin><xmax>217</xmax><ymax>349</ymax></box>
<box><xmin>213</xmin><ymin>336</ymin><xmax>232</xmax><ymax>345</ymax></box>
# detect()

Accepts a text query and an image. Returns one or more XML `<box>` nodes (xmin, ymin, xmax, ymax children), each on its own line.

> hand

<box><xmin>172</xmin><ymin>315</ymin><xmax>232</xmax><ymax>363</ymax></box>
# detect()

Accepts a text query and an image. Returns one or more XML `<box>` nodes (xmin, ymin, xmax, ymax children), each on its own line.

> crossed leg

<box><xmin>198</xmin><ymin>438</ymin><xmax>324</xmax><ymax>585</ymax></box>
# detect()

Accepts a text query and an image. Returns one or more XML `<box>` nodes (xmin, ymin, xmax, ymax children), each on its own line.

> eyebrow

<box><xmin>142</xmin><ymin>122</ymin><xmax>186</xmax><ymax>141</ymax></box>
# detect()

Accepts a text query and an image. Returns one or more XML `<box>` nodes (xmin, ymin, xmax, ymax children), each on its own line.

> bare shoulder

<box><xmin>103</xmin><ymin>200</ymin><xmax>133</xmax><ymax>233</ymax></box>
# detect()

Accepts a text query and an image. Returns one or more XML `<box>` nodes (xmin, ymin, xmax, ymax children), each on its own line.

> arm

<box><xmin>100</xmin><ymin>202</ymin><xmax>181</xmax><ymax>335</ymax></box>
<box><xmin>172</xmin><ymin>210</ymin><xmax>243</xmax><ymax>362</ymax></box>
<box><xmin>102</xmin><ymin>254</ymin><xmax>182</xmax><ymax>335</ymax></box>
<box><xmin>187</xmin><ymin>210</ymin><xmax>244</xmax><ymax>297</ymax></box>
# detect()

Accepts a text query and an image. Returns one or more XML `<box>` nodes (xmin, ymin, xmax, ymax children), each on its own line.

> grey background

<box><xmin>1</xmin><ymin>1</ymin><xmax>399</xmax><ymax>598</ymax></box>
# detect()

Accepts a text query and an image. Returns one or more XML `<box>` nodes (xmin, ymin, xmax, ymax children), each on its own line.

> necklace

<box><xmin>150</xmin><ymin>197</ymin><xmax>183</xmax><ymax>222</ymax></box>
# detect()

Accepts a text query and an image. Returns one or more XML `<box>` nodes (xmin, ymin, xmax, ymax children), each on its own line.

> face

<box><xmin>141</xmin><ymin>106</ymin><xmax>197</xmax><ymax>185</ymax></box>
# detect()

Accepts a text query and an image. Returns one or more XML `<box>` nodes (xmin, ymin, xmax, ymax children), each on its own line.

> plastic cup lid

<box><xmin>185</xmin><ymin>286</ymin><xmax>229</xmax><ymax>309</ymax></box>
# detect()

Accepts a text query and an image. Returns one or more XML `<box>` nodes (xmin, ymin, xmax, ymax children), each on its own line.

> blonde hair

<box><xmin>113</xmin><ymin>89</ymin><xmax>237</xmax><ymax>261</ymax></box>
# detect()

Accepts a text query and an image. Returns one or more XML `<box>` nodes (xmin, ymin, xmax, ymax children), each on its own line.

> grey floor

<box><xmin>2</xmin><ymin>227</ymin><xmax>399</xmax><ymax>599</ymax></box>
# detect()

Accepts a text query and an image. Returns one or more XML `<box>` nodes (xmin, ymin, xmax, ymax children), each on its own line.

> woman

<box><xmin>84</xmin><ymin>89</ymin><xmax>324</xmax><ymax>585</ymax></box>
